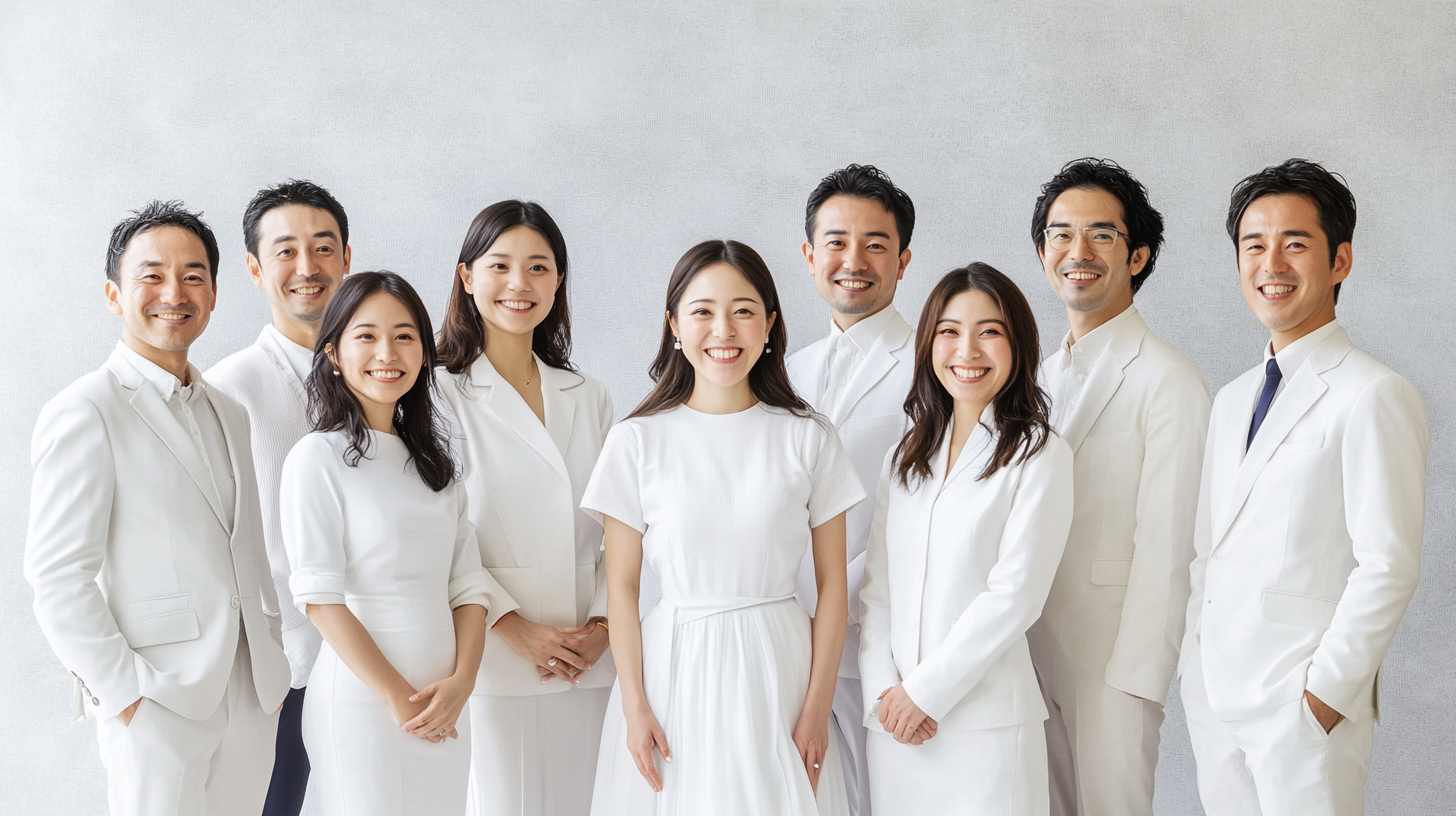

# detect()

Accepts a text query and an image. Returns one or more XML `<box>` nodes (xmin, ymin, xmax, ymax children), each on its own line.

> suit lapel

<box><xmin>902</xmin><ymin>435</ymin><xmax>951</xmax><ymax>668</ymax></box>
<box><xmin>829</xmin><ymin>312</ymin><xmax>913</xmax><ymax>425</ymax></box>
<box><xmin>209</xmin><ymin>389</ymin><xmax>248</xmax><ymax>539</ymax></box>
<box><xmin>470</xmin><ymin>355</ymin><xmax>572</xmax><ymax>484</ymax></box>
<box><xmin>1058</xmin><ymin>312</ymin><xmax>1146</xmax><ymax>452</ymax></box>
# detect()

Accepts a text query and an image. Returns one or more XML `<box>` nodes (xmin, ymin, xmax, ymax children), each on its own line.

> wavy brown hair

<box><xmin>627</xmin><ymin>240</ymin><xmax>811</xmax><ymax>419</ymax></box>
<box><xmin>438</xmin><ymin>200</ymin><xmax>574</xmax><ymax>374</ymax></box>
<box><xmin>894</xmin><ymin>263</ymin><xmax>1051</xmax><ymax>488</ymax></box>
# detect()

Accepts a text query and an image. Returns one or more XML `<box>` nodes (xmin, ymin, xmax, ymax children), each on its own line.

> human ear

<box><xmin>457</xmin><ymin>262</ymin><xmax>474</xmax><ymax>295</ymax></box>
<box><xmin>1129</xmin><ymin>245</ymin><xmax>1151</xmax><ymax>277</ymax></box>
<box><xmin>104</xmin><ymin>280</ymin><xmax>123</xmax><ymax>316</ymax></box>
<box><xmin>246</xmin><ymin>253</ymin><xmax>265</xmax><ymax>290</ymax></box>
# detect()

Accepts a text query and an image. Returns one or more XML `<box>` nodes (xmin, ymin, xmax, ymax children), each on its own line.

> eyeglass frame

<box><xmin>1040</xmin><ymin>225</ymin><xmax>1130</xmax><ymax>254</ymax></box>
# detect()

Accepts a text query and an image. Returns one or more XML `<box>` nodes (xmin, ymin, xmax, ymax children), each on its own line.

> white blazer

<box><xmin>1180</xmin><ymin>324</ymin><xmax>1428</xmax><ymax>723</ymax></box>
<box><xmin>438</xmin><ymin>354</ymin><xmax>616</xmax><ymax>696</ymax></box>
<box><xmin>859</xmin><ymin>410</ymin><xmax>1074</xmax><ymax>730</ymax></box>
<box><xmin>1029</xmin><ymin>308</ymin><xmax>1210</xmax><ymax>703</ymax></box>
<box><xmin>787</xmin><ymin>307</ymin><xmax>915</xmax><ymax>678</ymax></box>
<box><xmin>25</xmin><ymin>348</ymin><xmax>291</xmax><ymax>722</ymax></box>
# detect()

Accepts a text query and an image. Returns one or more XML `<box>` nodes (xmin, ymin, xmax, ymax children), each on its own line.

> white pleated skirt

<box><xmin>466</xmin><ymin>687</ymin><xmax>613</xmax><ymax>816</ymax></box>
<box><xmin>866</xmin><ymin>722</ymin><xmax>1048</xmax><ymax>816</ymax></box>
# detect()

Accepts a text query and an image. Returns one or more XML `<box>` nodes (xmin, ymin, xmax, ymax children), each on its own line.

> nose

<box><xmin>507</xmin><ymin>265</ymin><xmax>531</xmax><ymax>292</ymax></box>
<box><xmin>1068</xmin><ymin>230</ymin><xmax>1097</xmax><ymax>262</ymax></box>
<box><xmin>159</xmin><ymin>275</ymin><xmax>187</xmax><ymax>304</ymax></box>
<box><xmin>711</xmin><ymin>310</ymin><xmax>735</xmax><ymax>338</ymax></box>
<box><xmin>843</xmin><ymin>244</ymin><xmax>866</xmax><ymax>272</ymax></box>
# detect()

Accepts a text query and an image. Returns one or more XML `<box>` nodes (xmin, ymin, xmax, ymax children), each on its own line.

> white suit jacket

<box><xmin>859</xmin><ymin>411</ymin><xmax>1074</xmax><ymax>729</ymax></box>
<box><xmin>25</xmin><ymin>348</ymin><xmax>291</xmax><ymax>721</ymax></box>
<box><xmin>438</xmin><ymin>355</ymin><xmax>615</xmax><ymax>695</ymax></box>
<box><xmin>787</xmin><ymin>307</ymin><xmax>915</xmax><ymax>678</ymax></box>
<box><xmin>1028</xmin><ymin>308</ymin><xmax>1210</xmax><ymax>703</ymax></box>
<box><xmin>1179</xmin><ymin>324</ymin><xmax>1427</xmax><ymax>723</ymax></box>
<box><xmin>207</xmin><ymin>326</ymin><xmax>323</xmax><ymax>687</ymax></box>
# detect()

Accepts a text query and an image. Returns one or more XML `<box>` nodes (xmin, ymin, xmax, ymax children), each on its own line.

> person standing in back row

<box><xmin>1024</xmin><ymin>159</ymin><xmax>1211</xmax><ymax>816</ymax></box>
<box><xmin>1181</xmin><ymin>159</ymin><xmax>1428</xmax><ymax>816</ymax></box>
<box><xmin>786</xmin><ymin>164</ymin><xmax>917</xmax><ymax>816</ymax></box>
<box><xmin>208</xmin><ymin>179</ymin><xmax>353</xmax><ymax>816</ymax></box>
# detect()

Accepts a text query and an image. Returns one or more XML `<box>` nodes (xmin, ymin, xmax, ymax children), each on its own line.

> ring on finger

<box><xmin>812</xmin><ymin>763</ymin><xmax>820</xmax><ymax>769</ymax></box>
<box><xmin>548</xmin><ymin>657</ymin><xmax>558</xmax><ymax>667</ymax></box>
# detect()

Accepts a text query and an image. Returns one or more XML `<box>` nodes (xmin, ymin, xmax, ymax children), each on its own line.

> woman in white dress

<box><xmin>858</xmin><ymin>264</ymin><xmax>1074</xmax><ymax>815</ymax></box>
<box><xmin>280</xmin><ymin>271</ymin><xmax>498</xmax><ymax>815</ymax></box>
<box><xmin>436</xmin><ymin>201</ymin><xmax>616</xmax><ymax>816</ymax></box>
<box><xmin>583</xmin><ymin>240</ymin><xmax>863</xmax><ymax>816</ymax></box>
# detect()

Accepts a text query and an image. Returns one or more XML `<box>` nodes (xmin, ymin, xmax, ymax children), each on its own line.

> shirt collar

<box><xmin>828</xmin><ymin>304</ymin><xmax>901</xmax><ymax>356</ymax></box>
<box><xmin>115</xmin><ymin>340</ymin><xmax>203</xmax><ymax>403</ymax></box>
<box><xmin>1059</xmin><ymin>304</ymin><xmax>1136</xmax><ymax>370</ymax></box>
<box><xmin>263</xmin><ymin>323</ymin><xmax>315</xmax><ymax>381</ymax></box>
<box><xmin>1264</xmin><ymin>318</ymin><xmax>1341</xmax><ymax>377</ymax></box>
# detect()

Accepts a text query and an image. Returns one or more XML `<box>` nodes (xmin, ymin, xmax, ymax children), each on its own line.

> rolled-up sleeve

<box><xmin>280</xmin><ymin>436</ymin><xmax>347</xmax><ymax>611</ymax></box>
<box><xmin>447</xmin><ymin>481</ymin><xmax>517</xmax><ymax>626</ymax></box>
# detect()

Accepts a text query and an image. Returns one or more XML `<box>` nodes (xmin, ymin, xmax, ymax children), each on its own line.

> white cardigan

<box><xmin>860</xmin><ymin>409</ymin><xmax>1073</xmax><ymax>730</ymax></box>
<box><xmin>438</xmin><ymin>354</ymin><xmax>615</xmax><ymax>696</ymax></box>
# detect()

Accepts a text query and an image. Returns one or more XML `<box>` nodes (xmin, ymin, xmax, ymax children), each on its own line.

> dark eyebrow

<box><xmin>978</xmin><ymin>318</ymin><xmax>1007</xmax><ymax>327</ymax></box>
<box><xmin>1047</xmin><ymin>220</ymin><xmax>1119</xmax><ymax>229</ymax></box>
<box><xmin>687</xmin><ymin>297</ymin><xmax>762</xmax><ymax>305</ymax></box>
<box><xmin>270</xmin><ymin>234</ymin><xmax>296</xmax><ymax>246</ymax></box>
<box><xmin>822</xmin><ymin>229</ymin><xmax>892</xmax><ymax>240</ymax></box>
<box><xmin>484</xmin><ymin>252</ymin><xmax>552</xmax><ymax>261</ymax></box>
<box><xmin>136</xmin><ymin>259</ymin><xmax>208</xmax><ymax>270</ymax></box>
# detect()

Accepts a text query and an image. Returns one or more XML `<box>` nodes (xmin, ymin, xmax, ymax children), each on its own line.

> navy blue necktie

<box><xmin>1246</xmin><ymin>358</ymin><xmax>1283</xmax><ymax>450</ymax></box>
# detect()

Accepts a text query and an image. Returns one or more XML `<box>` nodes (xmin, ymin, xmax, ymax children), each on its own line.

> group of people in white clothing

<box><xmin>24</xmin><ymin>157</ymin><xmax>1428</xmax><ymax>816</ymax></box>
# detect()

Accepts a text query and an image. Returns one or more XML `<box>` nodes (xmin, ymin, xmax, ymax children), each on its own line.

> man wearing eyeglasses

<box><xmin>1025</xmin><ymin>159</ymin><xmax>1211</xmax><ymax>816</ymax></box>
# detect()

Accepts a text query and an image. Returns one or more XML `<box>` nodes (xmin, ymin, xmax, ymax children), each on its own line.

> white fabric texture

<box><xmin>279</xmin><ymin>430</ymin><xmax>496</xmax><ymax>815</ymax></box>
<box><xmin>208</xmin><ymin>325</ymin><xmax>325</xmax><ymax>687</ymax></box>
<box><xmin>1038</xmin><ymin>668</ymin><xmax>1163</xmax><ymax>816</ymax></box>
<box><xmin>581</xmin><ymin>404</ymin><xmax>865</xmax><ymax>816</ymax></box>
<box><xmin>465</xmin><ymin>688</ymin><xmax>612</xmax><ymax>816</ymax></box>
<box><xmin>866</xmin><ymin>722</ymin><xmax>1049</xmax><ymax>816</ymax></box>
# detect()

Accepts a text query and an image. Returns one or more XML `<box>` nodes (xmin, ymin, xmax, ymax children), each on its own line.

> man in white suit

<box><xmin>206</xmin><ymin>180</ymin><xmax>351</xmax><ymax>816</ymax></box>
<box><xmin>1181</xmin><ymin>159</ymin><xmax>1428</xmax><ymax>816</ymax></box>
<box><xmin>1025</xmin><ymin>159</ymin><xmax>1211</xmax><ymax>816</ymax></box>
<box><xmin>25</xmin><ymin>201</ymin><xmax>292</xmax><ymax>815</ymax></box>
<box><xmin>787</xmin><ymin>164</ymin><xmax>917</xmax><ymax>816</ymax></box>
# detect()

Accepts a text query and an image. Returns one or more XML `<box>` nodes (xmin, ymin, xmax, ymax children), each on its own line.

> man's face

<box><xmin>248</xmin><ymin>204</ymin><xmax>350</xmax><ymax>325</ymax></box>
<box><xmin>803</xmin><ymin>195</ymin><xmax>910</xmax><ymax>326</ymax></box>
<box><xmin>1236</xmin><ymin>193</ymin><xmax>1350</xmax><ymax>338</ymax></box>
<box><xmin>105</xmin><ymin>226</ymin><xmax>216</xmax><ymax>355</ymax></box>
<box><xmin>1038</xmin><ymin>186</ymin><xmax>1148</xmax><ymax>316</ymax></box>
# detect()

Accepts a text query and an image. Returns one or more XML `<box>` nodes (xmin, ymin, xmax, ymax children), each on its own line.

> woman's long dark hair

<box><xmin>628</xmin><ymin>240</ymin><xmax>811</xmax><ymax>419</ymax></box>
<box><xmin>438</xmin><ymin>200</ymin><xmax>574</xmax><ymax>374</ymax></box>
<box><xmin>893</xmin><ymin>263</ymin><xmax>1051</xmax><ymax>488</ymax></box>
<box><xmin>307</xmin><ymin>271</ymin><xmax>456</xmax><ymax>492</ymax></box>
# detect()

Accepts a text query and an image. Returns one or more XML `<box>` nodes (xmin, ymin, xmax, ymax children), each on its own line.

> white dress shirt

<box><xmin>116</xmin><ymin>342</ymin><xmax>235</xmax><ymax>532</ymax></box>
<box><xmin>267</xmin><ymin>324</ymin><xmax>313</xmax><ymax>382</ymax></box>
<box><xmin>1260</xmin><ymin>319</ymin><xmax>1342</xmax><ymax>411</ymax></box>
<box><xmin>821</xmin><ymin>305</ymin><xmax>900</xmax><ymax>414</ymax></box>
<box><xmin>1050</xmin><ymin>305</ymin><xmax>1136</xmax><ymax>429</ymax></box>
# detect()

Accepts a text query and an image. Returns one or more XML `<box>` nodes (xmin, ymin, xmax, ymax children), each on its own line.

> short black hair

<box><xmin>243</xmin><ymin>179</ymin><xmax>350</xmax><ymax>258</ymax></box>
<box><xmin>1227</xmin><ymin>158</ymin><xmax>1355</xmax><ymax>303</ymax></box>
<box><xmin>105</xmin><ymin>200</ymin><xmax>221</xmax><ymax>287</ymax></box>
<box><xmin>1031</xmin><ymin>158</ymin><xmax>1165</xmax><ymax>294</ymax></box>
<box><xmin>804</xmin><ymin>164</ymin><xmax>915</xmax><ymax>252</ymax></box>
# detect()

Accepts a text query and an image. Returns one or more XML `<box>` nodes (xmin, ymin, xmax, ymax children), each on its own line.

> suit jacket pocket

<box><xmin>1271</xmin><ymin>433</ymin><xmax>1324</xmax><ymax>460</ymax></box>
<box><xmin>118</xmin><ymin>609</ymin><xmax>201</xmax><ymax>649</ymax></box>
<box><xmin>1261</xmin><ymin>590</ymin><xmax>1337</xmax><ymax>628</ymax></box>
<box><xmin>1089</xmin><ymin>558</ymin><xmax>1133</xmax><ymax>586</ymax></box>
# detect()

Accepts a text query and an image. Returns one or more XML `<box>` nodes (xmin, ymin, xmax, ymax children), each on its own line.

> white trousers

<box><xmin>866</xmin><ymin>722</ymin><xmax>1048</xmax><ymax>816</ymax></box>
<box><xmin>95</xmin><ymin>635</ymin><xmax>278</xmax><ymax>816</ymax></box>
<box><xmin>1182</xmin><ymin>662</ymin><xmax>1375</xmax><ymax>816</ymax></box>
<box><xmin>1039</xmin><ymin>672</ymin><xmax>1162</xmax><ymax>816</ymax></box>
<box><xmin>831</xmin><ymin>676</ymin><xmax>871</xmax><ymax>816</ymax></box>
<box><xmin>466</xmin><ymin>687</ymin><xmax>612</xmax><ymax>816</ymax></box>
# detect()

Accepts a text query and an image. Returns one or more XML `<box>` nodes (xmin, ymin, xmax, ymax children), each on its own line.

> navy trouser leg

<box><xmin>261</xmin><ymin>686</ymin><xmax>309</xmax><ymax>816</ymax></box>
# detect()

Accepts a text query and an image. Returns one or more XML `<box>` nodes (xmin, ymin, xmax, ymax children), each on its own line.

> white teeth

<box><xmin>951</xmin><ymin>366</ymin><xmax>988</xmax><ymax>380</ymax></box>
<box><xmin>837</xmin><ymin>280</ymin><xmax>870</xmax><ymax>290</ymax></box>
<box><xmin>292</xmin><ymin>286</ymin><xmax>323</xmax><ymax>295</ymax></box>
<box><xmin>705</xmin><ymin>348</ymin><xmax>742</xmax><ymax>360</ymax></box>
<box><xmin>1066</xmin><ymin>272</ymin><xmax>1097</xmax><ymax>281</ymax></box>
<box><xmin>368</xmin><ymin>370</ymin><xmax>403</xmax><ymax>380</ymax></box>
<box><xmin>1261</xmin><ymin>284</ymin><xmax>1295</xmax><ymax>295</ymax></box>
<box><xmin>156</xmin><ymin>313</ymin><xmax>189</xmax><ymax>320</ymax></box>
<box><xmin>500</xmin><ymin>300</ymin><xmax>533</xmax><ymax>310</ymax></box>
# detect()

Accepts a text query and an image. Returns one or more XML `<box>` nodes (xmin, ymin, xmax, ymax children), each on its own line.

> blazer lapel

<box><xmin>539</xmin><ymin>362</ymin><xmax>579</xmax><ymax>471</ymax></box>
<box><xmin>1059</xmin><ymin>312</ymin><xmax>1146</xmax><ymax>452</ymax></box>
<box><xmin>470</xmin><ymin>355</ymin><xmax>572</xmax><ymax>484</ymax></box>
<box><xmin>901</xmin><ymin>436</ymin><xmax>951</xmax><ymax>669</ymax></box>
<box><xmin>210</xmin><ymin>388</ymin><xmax>249</xmax><ymax>539</ymax></box>
<box><xmin>829</xmin><ymin>312</ymin><xmax>913</xmax><ymax>425</ymax></box>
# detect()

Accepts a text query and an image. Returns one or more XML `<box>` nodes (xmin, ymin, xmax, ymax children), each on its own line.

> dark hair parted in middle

<box><xmin>307</xmin><ymin>271</ymin><xmax>456</xmax><ymax>492</ymax></box>
<box><xmin>1031</xmin><ymin>158</ymin><xmax>1165</xmax><ymax>294</ymax></box>
<box><xmin>1226</xmin><ymin>158</ymin><xmax>1356</xmax><ymax>304</ymax></box>
<box><xmin>894</xmin><ymin>263</ymin><xmax>1052</xmax><ymax>488</ymax></box>
<box><xmin>438</xmin><ymin>200</ymin><xmax>575</xmax><ymax>374</ymax></box>
<box><xmin>106</xmin><ymin>200</ymin><xmax>221</xmax><ymax>286</ymax></box>
<box><xmin>628</xmin><ymin>240</ymin><xmax>812</xmax><ymax>420</ymax></box>
<box><xmin>804</xmin><ymin>164</ymin><xmax>916</xmax><ymax>252</ymax></box>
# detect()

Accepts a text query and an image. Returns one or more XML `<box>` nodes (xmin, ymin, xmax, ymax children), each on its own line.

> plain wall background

<box><xmin>2</xmin><ymin>2</ymin><xmax>1451</xmax><ymax>813</ymax></box>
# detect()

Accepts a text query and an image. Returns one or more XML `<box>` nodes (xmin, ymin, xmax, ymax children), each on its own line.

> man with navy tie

<box><xmin>1180</xmin><ymin>159</ymin><xmax>1429</xmax><ymax>815</ymax></box>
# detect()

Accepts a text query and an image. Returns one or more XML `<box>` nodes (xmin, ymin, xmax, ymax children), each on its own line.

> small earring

<box><xmin>332</xmin><ymin>368</ymin><xmax>341</xmax><ymax>376</ymax></box>
<box><xmin>765</xmin><ymin>344</ymin><xmax>772</xmax><ymax>354</ymax></box>
<box><xmin>673</xmin><ymin>340</ymin><xmax>682</xmax><ymax>350</ymax></box>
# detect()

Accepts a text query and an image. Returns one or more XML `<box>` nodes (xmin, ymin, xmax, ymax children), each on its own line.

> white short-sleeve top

<box><xmin>582</xmin><ymin>404</ymin><xmax>865</xmax><ymax>599</ymax></box>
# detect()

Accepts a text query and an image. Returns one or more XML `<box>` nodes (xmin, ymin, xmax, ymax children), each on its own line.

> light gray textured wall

<box><xmin>2</xmin><ymin>2</ymin><xmax>1452</xmax><ymax>813</ymax></box>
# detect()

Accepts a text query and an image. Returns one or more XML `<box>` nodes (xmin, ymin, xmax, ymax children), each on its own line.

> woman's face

<box><xmin>458</xmin><ymin>226</ymin><xmax>561</xmax><ymax>339</ymax></box>
<box><xmin>930</xmin><ymin>288</ymin><xmax>1013</xmax><ymax>410</ymax></box>
<box><xmin>329</xmin><ymin>291</ymin><xmax>424</xmax><ymax>420</ymax></box>
<box><xmin>668</xmin><ymin>262</ymin><xmax>776</xmax><ymax>392</ymax></box>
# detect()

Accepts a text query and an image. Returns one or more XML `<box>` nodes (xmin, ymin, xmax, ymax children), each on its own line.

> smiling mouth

<box><xmin>950</xmin><ymin>365</ymin><xmax>988</xmax><ymax>382</ymax></box>
<box><xmin>291</xmin><ymin>285</ymin><xmax>324</xmax><ymax>296</ymax></box>
<box><xmin>150</xmin><ymin>311</ymin><xmax>193</xmax><ymax>321</ymax></box>
<box><xmin>835</xmin><ymin>279</ymin><xmax>871</xmax><ymax>291</ymax></box>
<box><xmin>1259</xmin><ymin>284</ymin><xmax>1296</xmax><ymax>298</ymax></box>
<box><xmin>1064</xmin><ymin>271</ymin><xmax>1099</xmax><ymax>282</ymax></box>
<box><xmin>704</xmin><ymin>348</ymin><xmax>742</xmax><ymax>361</ymax></box>
<box><xmin>498</xmin><ymin>300</ymin><xmax>534</xmax><ymax>311</ymax></box>
<box><xmin>367</xmin><ymin>369</ymin><xmax>404</xmax><ymax>381</ymax></box>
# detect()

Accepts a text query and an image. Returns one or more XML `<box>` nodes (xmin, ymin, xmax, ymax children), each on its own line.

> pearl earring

<box><xmin>673</xmin><ymin>340</ymin><xmax>682</xmax><ymax>350</ymax></box>
<box><xmin>765</xmin><ymin>345</ymin><xmax>772</xmax><ymax>354</ymax></box>
<box><xmin>332</xmin><ymin>369</ymin><xmax>341</xmax><ymax>376</ymax></box>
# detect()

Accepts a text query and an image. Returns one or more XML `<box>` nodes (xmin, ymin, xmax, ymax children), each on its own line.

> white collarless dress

<box><xmin>280</xmin><ymin>430</ymin><xmax>493</xmax><ymax>816</ymax></box>
<box><xmin>582</xmin><ymin>404</ymin><xmax>865</xmax><ymax>816</ymax></box>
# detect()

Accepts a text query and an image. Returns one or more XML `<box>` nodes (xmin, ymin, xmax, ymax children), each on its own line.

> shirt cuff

<box><xmin>289</xmin><ymin>570</ymin><xmax>346</xmax><ymax>613</ymax></box>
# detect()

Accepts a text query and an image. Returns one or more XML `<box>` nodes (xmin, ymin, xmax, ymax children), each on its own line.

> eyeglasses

<box><xmin>1042</xmin><ymin>226</ymin><xmax>1127</xmax><ymax>252</ymax></box>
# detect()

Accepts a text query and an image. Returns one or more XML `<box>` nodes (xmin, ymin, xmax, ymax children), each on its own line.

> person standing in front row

<box><xmin>208</xmin><ymin>179</ymin><xmax>353</xmax><ymax>816</ymax></box>
<box><xmin>435</xmin><ymin>201</ymin><xmax>615</xmax><ymax>816</ymax></box>
<box><xmin>1181</xmin><ymin>159</ymin><xmax>1428</xmax><ymax>816</ymax></box>
<box><xmin>25</xmin><ymin>201</ymin><xmax>292</xmax><ymax>815</ymax></box>
<box><xmin>786</xmin><ymin>164</ymin><xmax>917</xmax><ymax>816</ymax></box>
<box><xmin>585</xmin><ymin>240</ymin><xmax>863</xmax><ymax>816</ymax></box>
<box><xmin>860</xmin><ymin>264</ymin><xmax>1073</xmax><ymax>815</ymax></box>
<box><xmin>1024</xmin><ymin>159</ymin><xmax>1211</xmax><ymax>816</ymax></box>
<box><xmin>280</xmin><ymin>272</ymin><xmax>501</xmax><ymax>815</ymax></box>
